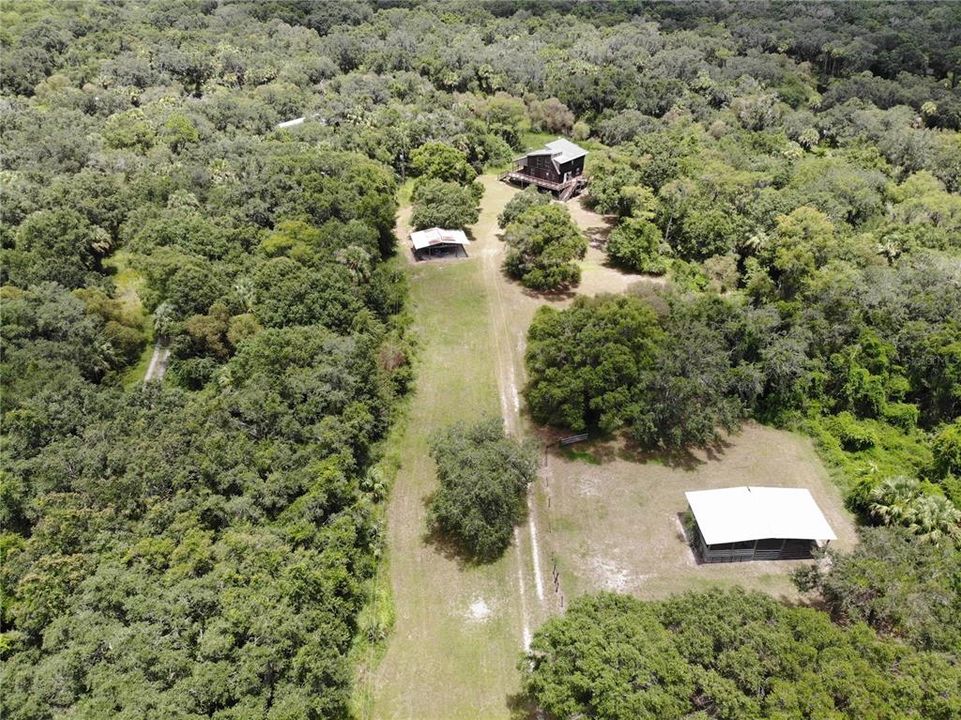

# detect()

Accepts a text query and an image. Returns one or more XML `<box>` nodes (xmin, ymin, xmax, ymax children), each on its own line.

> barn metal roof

<box><xmin>685</xmin><ymin>486</ymin><xmax>837</xmax><ymax>545</ymax></box>
<box><xmin>409</xmin><ymin>227</ymin><xmax>469</xmax><ymax>250</ymax></box>
<box><xmin>545</xmin><ymin>138</ymin><xmax>588</xmax><ymax>164</ymax></box>
<box><xmin>514</xmin><ymin>138</ymin><xmax>588</xmax><ymax>167</ymax></box>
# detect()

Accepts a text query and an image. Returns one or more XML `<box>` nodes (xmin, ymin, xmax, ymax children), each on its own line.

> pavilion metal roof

<box><xmin>685</xmin><ymin>486</ymin><xmax>837</xmax><ymax>545</ymax></box>
<box><xmin>409</xmin><ymin>227</ymin><xmax>469</xmax><ymax>251</ymax></box>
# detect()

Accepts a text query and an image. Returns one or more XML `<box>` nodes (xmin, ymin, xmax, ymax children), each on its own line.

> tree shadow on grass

<box><xmin>535</xmin><ymin>423</ymin><xmax>737</xmax><ymax>472</ymax></box>
<box><xmin>419</xmin><ymin>491</ymin><xmax>512</xmax><ymax>569</ymax></box>
<box><xmin>519</xmin><ymin>285</ymin><xmax>577</xmax><ymax>303</ymax></box>
<box><xmin>617</xmin><ymin>433</ymin><xmax>734</xmax><ymax>471</ymax></box>
<box><xmin>506</xmin><ymin>691</ymin><xmax>539</xmax><ymax>720</ymax></box>
<box><xmin>543</xmin><ymin>435</ymin><xmax>728</xmax><ymax>472</ymax></box>
<box><xmin>584</xmin><ymin>220</ymin><xmax>615</xmax><ymax>249</ymax></box>
<box><xmin>421</xmin><ymin>522</ymin><xmax>475</xmax><ymax>569</ymax></box>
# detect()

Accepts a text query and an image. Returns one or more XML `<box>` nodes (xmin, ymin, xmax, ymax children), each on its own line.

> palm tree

<box><xmin>868</xmin><ymin>476</ymin><xmax>920</xmax><ymax>526</ymax></box>
<box><xmin>335</xmin><ymin>245</ymin><xmax>372</xmax><ymax>283</ymax></box>
<box><xmin>153</xmin><ymin>301</ymin><xmax>177</xmax><ymax>340</ymax></box>
<box><xmin>232</xmin><ymin>277</ymin><xmax>256</xmax><ymax>313</ymax></box>
<box><xmin>740</xmin><ymin>229</ymin><xmax>769</xmax><ymax>256</ymax></box>
<box><xmin>908</xmin><ymin>495</ymin><xmax>961</xmax><ymax>545</ymax></box>
<box><xmin>876</xmin><ymin>234</ymin><xmax>905</xmax><ymax>265</ymax></box>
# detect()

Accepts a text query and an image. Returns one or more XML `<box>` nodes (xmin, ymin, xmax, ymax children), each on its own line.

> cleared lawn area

<box><xmin>565</xmin><ymin>192</ymin><xmax>668</xmax><ymax>297</ymax></box>
<box><xmin>363</xmin><ymin>253</ymin><xmax>528</xmax><ymax>720</ymax></box>
<box><xmin>363</xmin><ymin>176</ymin><xmax>856</xmax><ymax>717</ymax></box>
<box><xmin>542</xmin><ymin>422</ymin><xmax>859</xmax><ymax>603</ymax></box>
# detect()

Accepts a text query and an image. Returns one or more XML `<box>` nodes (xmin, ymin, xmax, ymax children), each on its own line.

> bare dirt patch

<box><xmin>466</xmin><ymin>597</ymin><xmax>493</xmax><ymax>623</ymax></box>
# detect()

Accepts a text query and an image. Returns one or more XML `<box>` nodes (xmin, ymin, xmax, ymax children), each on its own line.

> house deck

<box><xmin>500</xmin><ymin>170</ymin><xmax>586</xmax><ymax>199</ymax></box>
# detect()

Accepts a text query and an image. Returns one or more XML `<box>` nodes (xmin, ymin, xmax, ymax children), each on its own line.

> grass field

<box><xmin>361</xmin><ymin>175</ymin><xmax>857</xmax><ymax>718</ymax></box>
<box><xmin>541</xmin><ymin>422</ymin><xmax>859</xmax><ymax>604</ymax></box>
<box><xmin>361</xmin><ymin>238</ymin><xmax>530</xmax><ymax>719</ymax></box>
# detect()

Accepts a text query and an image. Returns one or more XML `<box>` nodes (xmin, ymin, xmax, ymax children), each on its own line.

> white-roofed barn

<box><xmin>684</xmin><ymin>486</ymin><xmax>836</xmax><ymax>563</ymax></box>
<box><xmin>409</xmin><ymin>227</ymin><xmax>470</xmax><ymax>259</ymax></box>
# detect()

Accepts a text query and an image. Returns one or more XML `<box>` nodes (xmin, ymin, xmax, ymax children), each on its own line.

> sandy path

<box><xmin>144</xmin><ymin>342</ymin><xmax>170</xmax><ymax>382</ymax></box>
<box><xmin>472</xmin><ymin>177</ymin><xmax>551</xmax><ymax>643</ymax></box>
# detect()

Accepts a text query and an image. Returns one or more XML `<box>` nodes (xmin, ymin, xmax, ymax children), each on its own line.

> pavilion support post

<box><xmin>752</xmin><ymin>539</ymin><xmax>758</xmax><ymax>560</ymax></box>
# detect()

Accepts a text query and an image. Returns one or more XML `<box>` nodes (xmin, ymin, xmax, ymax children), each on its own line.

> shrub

<box><xmin>826</xmin><ymin>411</ymin><xmax>878</xmax><ymax>450</ymax></box>
<box><xmin>410</xmin><ymin>141</ymin><xmax>476</xmax><ymax>185</ymax></box>
<box><xmin>427</xmin><ymin>417</ymin><xmax>538</xmax><ymax>561</ymax></box>
<box><xmin>605</xmin><ymin>217</ymin><xmax>667</xmax><ymax>273</ymax></box>
<box><xmin>572</xmin><ymin>120</ymin><xmax>590</xmax><ymax>141</ymax></box>
<box><xmin>498</xmin><ymin>185</ymin><xmax>550</xmax><ymax>229</ymax></box>
<box><xmin>931</xmin><ymin>419</ymin><xmax>961</xmax><ymax>479</ymax></box>
<box><xmin>410</xmin><ymin>179</ymin><xmax>481</xmax><ymax>230</ymax></box>
<box><xmin>523</xmin><ymin>588</ymin><xmax>961</xmax><ymax>719</ymax></box>
<box><xmin>503</xmin><ymin>204</ymin><xmax>586</xmax><ymax>291</ymax></box>
<box><xmin>881</xmin><ymin>401</ymin><xmax>920</xmax><ymax>430</ymax></box>
<box><xmin>527</xmin><ymin>97</ymin><xmax>574</xmax><ymax>134</ymax></box>
<box><xmin>793</xmin><ymin>527</ymin><xmax>961</xmax><ymax>652</ymax></box>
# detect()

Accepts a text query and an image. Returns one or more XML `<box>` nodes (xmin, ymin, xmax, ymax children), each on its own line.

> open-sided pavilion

<box><xmin>684</xmin><ymin>486</ymin><xmax>836</xmax><ymax>563</ymax></box>
<box><xmin>410</xmin><ymin>227</ymin><xmax>469</xmax><ymax>259</ymax></box>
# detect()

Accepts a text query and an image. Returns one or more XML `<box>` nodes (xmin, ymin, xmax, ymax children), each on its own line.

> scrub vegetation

<box><xmin>1</xmin><ymin>1</ymin><xmax>959</xmax><ymax>719</ymax></box>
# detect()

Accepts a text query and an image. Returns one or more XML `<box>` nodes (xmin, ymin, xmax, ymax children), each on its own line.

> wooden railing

<box><xmin>502</xmin><ymin>170</ymin><xmax>571</xmax><ymax>192</ymax></box>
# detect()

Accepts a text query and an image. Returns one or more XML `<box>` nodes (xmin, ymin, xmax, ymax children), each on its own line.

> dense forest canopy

<box><xmin>523</xmin><ymin>589</ymin><xmax>961</xmax><ymax>720</ymax></box>
<box><xmin>1</xmin><ymin>1</ymin><xmax>960</xmax><ymax>718</ymax></box>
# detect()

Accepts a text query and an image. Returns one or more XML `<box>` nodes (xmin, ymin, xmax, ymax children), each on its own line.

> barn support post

<box><xmin>752</xmin><ymin>539</ymin><xmax>758</xmax><ymax>560</ymax></box>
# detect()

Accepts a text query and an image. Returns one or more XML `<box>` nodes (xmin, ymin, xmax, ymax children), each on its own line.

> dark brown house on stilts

<box><xmin>502</xmin><ymin>138</ymin><xmax>588</xmax><ymax>200</ymax></box>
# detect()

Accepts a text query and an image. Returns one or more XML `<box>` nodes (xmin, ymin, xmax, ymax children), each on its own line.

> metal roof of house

<box><xmin>685</xmin><ymin>486</ymin><xmax>837</xmax><ymax>545</ymax></box>
<box><xmin>514</xmin><ymin>138</ymin><xmax>588</xmax><ymax>168</ymax></box>
<box><xmin>409</xmin><ymin>227</ymin><xmax>469</xmax><ymax>251</ymax></box>
<box><xmin>545</xmin><ymin>138</ymin><xmax>588</xmax><ymax>164</ymax></box>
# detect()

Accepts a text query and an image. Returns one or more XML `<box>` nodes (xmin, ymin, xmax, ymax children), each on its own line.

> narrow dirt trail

<box><xmin>471</xmin><ymin>176</ymin><xmax>552</xmax><ymax>643</ymax></box>
<box><xmin>143</xmin><ymin>342</ymin><xmax>170</xmax><ymax>382</ymax></box>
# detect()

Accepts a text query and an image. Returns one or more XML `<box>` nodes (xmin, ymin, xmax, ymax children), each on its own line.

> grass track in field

<box><xmin>364</xmin><ymin>256</ymin><xmax>527</xmax><ymax>720</ymax></box>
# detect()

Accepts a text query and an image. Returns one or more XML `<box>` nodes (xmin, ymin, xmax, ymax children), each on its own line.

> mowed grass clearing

<box><xmin>362</xmin><ymin>256</ymin><xmax>528</xmax><ymax>720</ymax></box>
<box><xmin>542</xmin><ymin>422</ymin><xmax>859</xmax><ymax>603</ymax></box>
<box><xmin>360</xmin><ymin>176</ymin><xmax>857</xmax><ymax>717</ymax></box>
